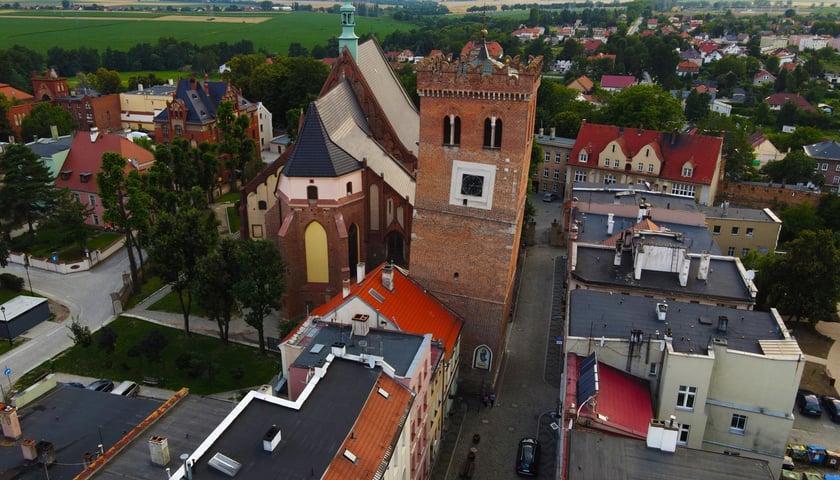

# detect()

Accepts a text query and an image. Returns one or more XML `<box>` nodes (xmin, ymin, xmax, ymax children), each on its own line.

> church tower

<box><xmin>337</xmin><ymin>0</ymin><xmax>358</xmax><ymax>61</ymax></box>
<box><xmin>411</xmin><ymin>36</ymin><xmax>542</xmax><ymax>390</ymax></box>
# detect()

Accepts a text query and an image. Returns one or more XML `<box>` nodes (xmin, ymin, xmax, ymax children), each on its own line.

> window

<box><xmin>553</xmin><ymin>169</ymin><xmax>560</xmax><ymax>180</ymax></box>
<box><xmin>648</xmin><ymin>363</ymin><xmax>658</xmax><ymax>376</ymax></box>
<box><xmin>92</xmin><ymin>214</ymin><xmax>99</xmax><ymax>226</ymax></box>
<box><xmin>728</xmin><ymin>247</ymin><xmax>736</xmax><ymax>256</ymax></box>
<box><xmin>175</xmin><ymin>125</ymin><xmax>182</xmax><ymax>136</ymax></box>
<box><xmin>822</xmin><ymin>163</ymin><xmax>829</xmax><ymax>171</ymax></box>
<box><xmin>544</xmin><ymin>151</ymin><xmax>550</xmax><ymax>162</ymax></box>
<box><xmin>637</xmin><ymin>163</ymin><xmax>644</xmax><ymax>172</ymax></box>
<box><xmin>746</xmin><ymin>227</ymin><xmax>753</xmax><ymax>236</ymax></box>
<box><xmin>88</xmin><ymin>194</ymin><xmax>96</xmax><ymax>207</ymax></box>
<box><xmin>307</xmin><ymin>185</ymin><xmax>318</xmax><ymax>202</ymax></box>
<box><xmin>552</xmin><ymin>184</ymin><xmax>559</xmax><ymax>192</ymax></box>
<box><xmin>678</xmin><ymin>424</ymin><xmax>690</xmax><ymax>445</ymax></box>
<box><xmin>648</xmin><ymin>164</ymin><xmax>654</xmax><ymax>173</ymax></box>
<box><xmin>162</xmin><ymin>125</ymin><xmax>169</xmax><ymax>136</ymax></box>
<box><xmin>676</xmin><ymin>385</ymin><xmax>696</xmax><ymax>409</ymax></box>
<box><xmin>604</xmin><ymin>174</ymin><xmax>616</xmax><ymax>184</ymax></box>
<box><xmin>613</xmin><ymin>159</ymin><xmax>619</xmax><ymax>167</ymax></box>
<box><xmin>611</xmin><ymin>144</ymin><xmax>616</xmax><ymax>153</ymax></box>
<box><xmin>574</xmin><ymin>171</ymin><xmax>587</xmax><ymax>182</ymax></box>
<box><xmin>730</xmin><ymin>414</ymin><xmax>747</xmax><ymax>434</ymax></box>
<box><xmin>670</xmin><ymin>183</ymin><xmax>695</xmax><ymax>198</ymax></box>
<box><xmin>834</xmin><ymin>176</ymin><xmax>840</xmax><ymax>185</ymax></box>
<box><xmin>741</xmin><ymin>247</ymin><xmax>750</xmax><ymax>256</ymax></box>
<box><xmin>72</xmin><ymin>193</ymin><xmax>80</xmax><ymax>202</ymax></box>
<box><xmin>461</xmin><ymin>174</ymin><xmax>484</xmax><ymax>197</ymax></box>
<box><xmin>578</xmin><ymin>151</ymin><xmax>589</xmax><ymax>163</ymax></box>
<box><xmin>836</xmin><ymin>164</ymin><xmax>840</xmax><ymax>172</ymax></box>
<box><xmin>258</xmin><ymin>200</ymin><xmax>267</xmax><ymax>210</ymax></box>
<box><xmin>604</xmin><ymin>158</ymin><xmax>611</xmax><ymax>167</ymax></box>
<box><xmin>555</xmin><ymin>152</ymin><xmax>562</xmax><ymax>163</ymax></box>
<box><xmin>731</xmin><ymin>226</ymin><xmax>739</xmax><ymax>235</ymax></box>
<box><xmin>543</xmin><ymin>168</ymin><xmax>549</xmax><ymax>178</ymax></box>
<box><xmin>483</xmin><ymin>117</ymin><xmax>502</xmax><ymax>149</ymax></box>
<box><xmin>682</xmin><ymin>166</ymin><xmax>693</xmax><ymax>177</ymax></box>
<box><xmin>346</xmin><ymin>182</ymin><xmax>353</xmax><ymax>196</ymax></box>
<box><xmin>712</xmin><ymin>225</ymin><xmax>721</xmax><ymax>234</ymax></box>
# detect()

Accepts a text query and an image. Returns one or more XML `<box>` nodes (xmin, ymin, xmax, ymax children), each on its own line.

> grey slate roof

<box><xmin>188</xmin><ymin>360</ymin><xmax>383</xmax><ymax>480</ymax></box>
<box><xmin>154</xmin><ymin>79</ymin><xmax>254</xmax><ymax>125</ymax></box>
<box><xmin>282</xmin><ymin>100</ymin><xmax>362</xmax><ymax>177</ymax></box>
<box><xmin>568</xmin><ymin>289</ymin><xmax>783</xmax><ymax>355</ymax></box>
<box><xmin>568</xmin><ymin>429</ymin><xmax>775</xmax><ymax>480</ymax></box>
<box><xmin>572</xmin><ymin>244</ymin><xmax>755</xmax><ymax>304</ymax></box>
<box><xmin>292</xmin><ymin>322</ymin><xmax>426</xmax><ymax>377</ymax></box>
<box><xmin>804</xmin><ymin>139</ymin><xmax>840</xmax><ymax>161</ymax></box>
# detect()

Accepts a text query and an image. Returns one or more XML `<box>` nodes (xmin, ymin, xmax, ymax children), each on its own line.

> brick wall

<box><xmin>719</xmin><ymin>182</ymin><xmax>824</xmax><ymax>209</ymax></box>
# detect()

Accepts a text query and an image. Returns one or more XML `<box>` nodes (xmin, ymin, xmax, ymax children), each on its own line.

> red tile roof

<box><xmin>307</xmin><ymin>263</ymin><xmax>463</xmax><ymax>360</ymax></box>
<box><xmin>53</xmin><ymin>132</ymin><xmax>155</xmax><ymax>193</ymax></box>
<box><xmin>570</xmin><ymin>123</ymin><xmax>723</xmax><ymax>185</ymax></box>
<box><xmin>599</xmin><ymin>75</ymin><xmax>636</xmax><ymax>89</ymax></box>
<box><xmin>460</xmin><ymin>40</ymin><xmax>504</xmax><ymax>59</ymax></box>
<box><xmin>764</xmin><ymin>92</ymin><xmax>816</xmax><ymax>112</ymax></box>
<box><xmin>0</xmin><ymin>84</ymin><xmax>33</xmax><ymax>101</ymax></box>
<box><xmin>324</xmin><ymin>373</ymin><xmax>413</xmax><ymax>480</ymax></box>
<box><xmin>676</xmin><ymin>61</ymin><xmax>700</xmax><ymax>73</ymax></box>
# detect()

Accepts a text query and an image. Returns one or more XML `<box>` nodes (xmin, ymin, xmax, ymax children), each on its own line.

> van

<box><xmin>111</xmin><ymin>380</ymin><xmax>139</xmax><ymax>398</ymax></box>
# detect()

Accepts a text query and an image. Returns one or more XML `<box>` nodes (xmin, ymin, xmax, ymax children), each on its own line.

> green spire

<box><xmin>338</xmin><ymin>0</ymin><xmax>358</xmax><ymax>61</ymax></box>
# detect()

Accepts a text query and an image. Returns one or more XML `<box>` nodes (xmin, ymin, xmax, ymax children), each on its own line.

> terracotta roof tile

<box><xmin>601</xmin><ymin>218</ymin><xmax>660</xmax><ymax>247</ymax></box>
<box><xmin>0</xmin><ymin>83</ymin><xmax>33</xmax><ymax>101</ymax></box>
<box><xmin>53</xmin><ymin>132</ymin><xmax>154</xmax><ymax>193</ymax></box>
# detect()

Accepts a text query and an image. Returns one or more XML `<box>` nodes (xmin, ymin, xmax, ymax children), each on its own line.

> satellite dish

<box><xmin>745</xmin><ymin>270</ymin><xmax>756</xmax><ymax>281</ymax></box>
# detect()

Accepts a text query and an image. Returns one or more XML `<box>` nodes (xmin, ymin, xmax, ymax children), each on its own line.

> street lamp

<box><xmin>23</xmin><ymin>255</ymin><xmax>32</xmax><ymax>295</ymax></box>
<box><xmin>0</xmin><ymin>307</ymin><xmax>11</xmax><ymax>347</ymax></box>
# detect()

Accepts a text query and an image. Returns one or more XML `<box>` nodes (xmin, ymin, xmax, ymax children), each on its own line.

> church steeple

<box><xmin>338</xmin><ymin>0</ymin><xmax>358</xmax><ymax>60</ymax></box>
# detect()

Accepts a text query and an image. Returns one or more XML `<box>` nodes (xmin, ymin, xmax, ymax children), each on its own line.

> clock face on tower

<box><xmin>461</xmin><ymin>174</ymin><xmax>484</xmax><ymax>197</ymax></box>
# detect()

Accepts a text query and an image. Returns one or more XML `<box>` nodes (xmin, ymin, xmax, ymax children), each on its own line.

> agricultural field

<box><xmin>0</xmin><ymin>10</ymin><xmax>415</xmax><ymax>55</ymax></box>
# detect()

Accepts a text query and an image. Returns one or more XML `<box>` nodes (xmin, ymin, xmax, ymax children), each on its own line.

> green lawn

<box><xmin>10</xmin><ymin>230</ymin><xmax>121</xmax><ymax>261</ymax></box>
<box><xmin>148</xmin><ymin>289</ymin><xmax>208</xmax><ymax>318</ymax></box>
<box><xmin>215</xmin><ymin>191</ymin><xmax>239</xmax><ymax>203</ymax></box>
<box><xmin>226</xmin><ymin>206</ymin><xmax>240</xmax><ymax>234</ymax></box>
<box><xmin>0</xmin><ymin>11</ymin><xmax>414</xmax><ymax>56</ymax></box>
<box><xmin>18</xmin><ymin>316</ymin><xmax>279</xmax><ymax>395</ymax></box>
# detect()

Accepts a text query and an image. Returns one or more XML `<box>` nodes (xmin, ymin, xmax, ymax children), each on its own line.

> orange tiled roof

<box><xmin>0</xmin><ymin>84</ymin><xmax>33</xmax><ymax>101</ymax></box>
<box><xmin>308</xmin><ymin>263</ymin><xmax>463</xmax><ymax>360</ymax></box>
<box><xmin>323</xmin><ymin>374</ymin><xmax>413</xmax><ymax>480</ymax></box>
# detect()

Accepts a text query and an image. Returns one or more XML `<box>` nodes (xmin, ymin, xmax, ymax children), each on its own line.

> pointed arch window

<box><xmin>443</xmin><ymin>115</ymin><xmax>461</xmax><ymax>146</ymax></box>
<box><xmin>483</xmin><ymin>116</ymin><xmax>502</xmax><ymax>149</ymax></box>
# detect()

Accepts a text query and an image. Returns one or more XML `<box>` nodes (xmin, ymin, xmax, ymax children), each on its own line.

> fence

<box><xmin>6</xmin><ymin>237</ymin><xmax>125</xmax><ymax>275</ymax></box>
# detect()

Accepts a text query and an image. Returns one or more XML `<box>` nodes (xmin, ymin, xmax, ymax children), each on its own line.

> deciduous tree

<box><xmin>601</xmin><ymin>84</ymin><xmax>684</xmax><ymax>131</ymax></box>
<box><xmin>39</xmin><ymin>189</ymin><xmax>94</xmax><ymax>252</ymax></box>
<box><xmin>20</xmin><ymin>103</ymin><xmax>75</xmax><ymax>142</ymax></box>
<box><xmin>233</xmin><ymin>239</ymin><xmax>285</xmax><ymax>354</ymax></box>
<box><xmin>98</xmin><ymin>152</ymin><xmax>143</xmax><ymax>293</ymax></box>
<box><xmin>193</xmin><ymin>238</ymin><xmax>242</xmax><ymax>343</ymax></box>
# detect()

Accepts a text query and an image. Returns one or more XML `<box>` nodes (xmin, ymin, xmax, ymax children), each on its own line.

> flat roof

<box><xmin>574</xmin><ymin>213</ymin><xmax>721</xmax><ymax>254</ymax></box>
<box><xmin>572</xmin><ymin>244</ymin><xmax>755</xmax><ymax>304</ymax></box>
<box><xmin>568</xmin><ymin>289</ymin><xmax>786</xmax><ymax>355</ymax></box>
<box><xmin>189</xmin><ymin>360</ymin><xmax>381</xmax><ymax>479</ymax></box>
<box><xmin>698</xmin><ymin>205</ymin><xmax>779</xmax><ymax>222</ymax></box>
<box><xmin>292</xmin><ymin>323</ymin><xmax>425</xmax><ymax>377</ymax></box>
<box><xmin>568</xmin><ymin>429</ymin><xmax>775</xmax><ymax>480</ymax></box>
<box><xmin>123</xmin><ymin>85</ymin><xmax>177</xmax><ymax>96</ymax></box>
<box><xmin>2</xmin><ymin>384</ymin><xmax>161</xmax><ymax>480</ymax></box>
<box><xmin>93</xmin><ymin>395</ymin><xmax>234</xmax><ymax>480</ymax></box>
<box><xmin>0</xmin><ymin>296</ymin><xmax>48</xmax><ymax>321</ymax></box>
<box><xmin>571</xmin><ymin>187</ymin><xmax>702</xmax><ymax>213</ymax></box>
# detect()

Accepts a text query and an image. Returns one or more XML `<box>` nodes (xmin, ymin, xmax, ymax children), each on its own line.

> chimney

<box><xmin>342</xmin><ymin>279</ymin><xmax>351</xmax><ymax>298</ymax></box>
<box><xmin>0</xmin><ymin>404</ymin><xmax>21</xmax><ymax>439</ymax></box>
<box><xmin>203</xmin><ymin>80</ymin><xmax>210</xmax><ymax>96</ymax></box>
<box><xmin>262</xmin><ymin>425</ymin><xmax>282</xmax><ymax>452</ymax></box>
<box><xmin>331</xmin><ymin>342</ymin><xmax>346</xmax><ymax>357</ymax></box>
<box><xmin>539</xmin><ymin>127</ymin><xmax>544</xmax><ymax>136</ymax></box>
<box><xmin>607</xmin><ymin>213</ymin><xmax>615</xmax><ymax>235</ymax></box>
<box><xmin>381</xmin><ymin>264</ymin><xmax>394</xmax><ymax>291</ymax></box>
<box><xmin>550</xmin><ymin>127</ymin><xmax>556</xmax><ymax>138</ymax></box>
<box><xmin>148</xmin><ymin>436</ymin><xmax>170</xmax><ymax>466</ymax></box>
<box><xmin>356</xmin><ymin>262</ymin><xmax>366</xmax><ymax>284</ymax></box>
<box><xmin>697</xmin><ymin>253</ymin><xmax>711</xmax><ymax>280</ymax></box>
<box><xmin>89</xmin><ymin>127</ymin><xmax>99</xmax><ymax>143</ymax></box>
<box><xmin>351</xmin><ymin>314</ymin><xmax>370</xmax><ymax>337</ymax></box>
<box><xmin>679</xmin><ymin>255</ymin><xmax>690</xmax><ymax>287</ymax></box>
<box><xmin>656</xmin><ymin>302</ymin><xmax>668</xmax><ymax>321</ymax></box>
<box><xmin>137</xmin><ymin>83</ymin><xmax>143</xmax><ymax>91</ymax></box>
<box><xmin>189</xmin><ymin>77</ymin><xmax>198</xmax><ymax>91</ymax></box>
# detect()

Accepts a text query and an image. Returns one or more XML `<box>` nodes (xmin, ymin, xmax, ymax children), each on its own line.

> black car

<box><xmin>516</xmin><ymin>437</ymin><xmax>540</xmax><ymax>477</ymax></box>
<box><xmin>821</xmin><ymin>394</ymin><xmax>840</xmax><ymax>422</ymax></box>
<box><xmin>796</xmin><ymin>389</ymin><xmax>822</xmax><ymax>417</ymax></box>
<box><xmin>86</xmin><ymin>379</ymin><xmax>114</xmax><ymax>392</ymax></box>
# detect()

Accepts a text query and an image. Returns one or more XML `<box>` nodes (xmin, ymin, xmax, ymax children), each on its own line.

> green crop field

<box><xmin>0</xmin><ymin>11</ymin><xmax>415</xmax><ymax>55</ymax></box>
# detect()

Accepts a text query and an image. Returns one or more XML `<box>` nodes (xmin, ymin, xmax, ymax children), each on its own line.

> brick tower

<box><xmin>411</xmin><ymin>35</ymin><xmax>542</xmax><ymax>391</ymax></box>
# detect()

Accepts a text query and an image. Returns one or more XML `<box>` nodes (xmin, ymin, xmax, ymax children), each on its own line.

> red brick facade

<box><xmin>411</xmin><ymin>49</ymin><xmax>543</xmax><ymax>390</ymax></box>
<box><xmin>53</xmin><ymin>94</ymin><xmax>122</xmax><ymax>133</ymax></box>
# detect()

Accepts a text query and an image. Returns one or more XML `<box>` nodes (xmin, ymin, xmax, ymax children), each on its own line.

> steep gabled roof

<box><xmin>0</xmin><ymin>83</ymin><xmax>33</xmax><ymax>101</ymax></box>
<box><xmin>282</xmin><ymin>100</ymin><xmax>361</xmax><ymax>177</ymax></box>
<box><xmin>764</xmin><ymin>92</ymin><xmax>816</xmax><ymax>111</ymax></box>
<box><xmin>53</xmin><ymin>132</ymin><xmax>154</xmax><ymax>193</ymax></box>
<box><xmin>309</xmin><ymin>263</ymin><xmax>463</xmax><ymax>360</ymax></box>
<box><xmin>600</xmin><ymin>75</ymin><xmax>636</xmax><ymax>89</ymax></box>
<box><xmin>570</xmin><ymin>123</ymin><xmax>723</xmax><ymax>185</ymax></box>
<box><xmin>154</xmin><ymin>79</ymin><xmax>255</xmax><ymax>125</ymax></box>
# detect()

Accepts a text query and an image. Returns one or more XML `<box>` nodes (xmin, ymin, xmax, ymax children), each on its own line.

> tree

<box><xmin>97</xmin><ymin>326</ymin><xmax>117</xmax><ymax>353</ymax></box>
<box><xmin>217</xmin><ymin>101</ymin><xmax>258</xmax><ymax>191</ymax></box>
<box><xmin>20</xmin><ymin>103</ymin><xmax>75</xmax><ymax>143</ymax></box>
<box><xmin>779</xmin><ymin>203</ymin><xmax>824</xmax><ymax>244</ymax></box>
<box><xmin>601</xmin><ymin>84</ymin><xmax>684</xmax><ymax>131</ymax></box>
<box><xmin>757</xmin><ymin>230</ymin><xmax>840</xmax><ymax>323</ymax></box>
<box><xmin>98</xmin><ymin>152</ymin><xmax>143</xmax><ymax>293</ymax></box>
<box><xmin>92</xmin><ymin>67</ymin><xmax>123</xmax><ymax>94</ymax></box>
<box><xmin>0</xmin><ymin>143</ymin><xmax>57</xmax><ymax>236</ymax></box>
<box><xmin>288</xmin><ymin>42</ymin><xmax>309</xmax><ymax>57</ymax></box>
<box><xmin>684</xmin><ymin>89</ymin><xmax>711</xmax><ymax>122</ymax></box>
<box><xmin>193</xmin><ymin>238</ymin><xmax>242</xmax><ymax>343</ymax></box>
<box><xmin>233</xmin><ymin>239</ymin><xmax>285</xmax><ymax>354</ymax></box>
<box><xmin>39</xmin><ymin>189</ymin><xmax>94</xmax><ymax>252</ymax></box>
<box><xmin>148</xmin><ymin>208</ymin><xmax>219</xmax><ymax>336</ymax></box>
<box><xmin>763</xmin><ymin>150</ymin><xmax>817</xmax><ymax>184</ymax></box>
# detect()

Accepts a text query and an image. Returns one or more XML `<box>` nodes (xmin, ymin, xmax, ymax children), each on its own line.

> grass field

<box><xmin>0</xmin><ymin>10</ymin><xmax>415</xmax><ymax>55</ymax></box>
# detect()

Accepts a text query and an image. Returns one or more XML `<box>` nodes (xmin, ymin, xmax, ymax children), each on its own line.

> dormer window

<box><xmin>60</xmin><ymin>170</ymin><xmax>72</xmax><ymax>181</ymax></box>
<box><xmin>79</xmin><ymin>172</ymin><xmax>92</xmax><ymax>184</ymax></box>
<box><xmin>578</xmin><ymin>151</ymin><xmax>588</xmax><ymax>163</ymax></box>
<box><xmin>682</xmin><ymin>163</ymin><xmax>694</xmax><ymax>177</ymax></box>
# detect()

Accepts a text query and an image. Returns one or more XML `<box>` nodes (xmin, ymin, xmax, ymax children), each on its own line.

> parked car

<box><xmin>86</xmin><ymin>379</ymin><xmax>114</xmax><ymax>392</ymax></box>
<box><xmin>821</xmin><ymin>394</ymin><xmax>840</xmax><ymax>422</ymax></box>
<box><xmin>542</xmin><ymin>193</ymin><xmax>557</xmax><ymax>202</ymax></box>
<box><xmin>516</xmin><ymin>437</ymin><xmax>540</xmax><ymax>477</ymax></box>
<box><xmin>796</xmin><ymin>389</ymin><xmax>822</xmax><ymax>417</ymax></box>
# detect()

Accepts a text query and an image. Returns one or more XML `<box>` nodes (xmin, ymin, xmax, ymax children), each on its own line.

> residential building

<box><xmin>764</xmin><ymin>92</ymin><xmax>816</xmax><ymax>112</ymax></box>
<box><xmin>748</xmin><ymin>131</ymin><xmax>783</xmax><ymax>167</ymax></box>
<box><xmin>30</xmin><ymin>69</ymin><xmax>69</xmax><ymax>102</ymax></box>
<box><xmin>600</xmin><ymin>74</ymin><xmax>636</xmax><ymax>92</ymax></box>
<box><xmin>411</xmin><ymin>33</ymin><xmax>542</xmax><ymax>391</ymax></box>
<box><xmin>25</xmin><ymin>133</ymin><xmax>73</xmax><ymax>180</ymax></box>
<box><xmin>699</xmin><ymin>204</ymin><xmax>782</xmax><ymax>256</ymax></box>
<box><xmin>118</xmin><ymin>83</ymin><xmax>176</xmax><ymax>131</ymax></box>
<box><xmin>676</xmin><ymin>61</ymin><xmax>700</xmax><ymax>76</ymax></box>
<box><xmin>566</xmin><ymin>75</ymin><xmax>593</xmax><ymax>94</ymax></box>
<box><xmin>533</xmin><ymin>128</ymin><xmax>574</xmax><ymax>197</ymax></box>
<box><xmin>1</xmin><ymin>83</ymin><xmax>35</xmax><ymax>140</ymax></box>
<box><xmin>566</xmin><ymin>122</ymin><xmax>724</xmax><ymax>206</ymax></box>
<box><xmin>52</xmin><ymin>129</ymin><xmax>154</xmax><ymax>227</ymax></box>
<box><xmin>753</xmin><ymin>70</ymin><xmax>776</xmax><ymax>87</ymax></box>
<box><xmin>153</xmin><ymin>78</ymin><xmax>260</xmax><ymax>147</ymax></box>
<box><xmin>804</xmin><ymin>139</ymin><xmax>840</xmax><ymax>190</ymax></box>
<box><xmin>711</xmin><ymin>99</ymin><xmax>732</xmax><ymax>116</ymax></box>
<box><xmin>53</xmin><ymin>91</ymin><xmax>122</xmax><ymax>133</ymax></box>
<box><xmin>512</xmin><ymin>26</ymin><xmax>544</xmax><ymax>41</ymax></box>
<box><xmin>256</xmin><ymin>102</ymin><xmax>272</xmax><ymax>151</ymax></box>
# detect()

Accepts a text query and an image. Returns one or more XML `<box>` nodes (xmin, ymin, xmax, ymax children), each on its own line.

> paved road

<box><xmin>0</xmin><ymin>248</ymin><xmax>134</xmax><ymax>384</ymax></box>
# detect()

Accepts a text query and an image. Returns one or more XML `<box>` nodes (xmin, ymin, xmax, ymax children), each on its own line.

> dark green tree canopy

<box><xmin>601</xmin><ymin>84</ymin><xmax>684</xmax><ymax>132</ymax></box>
<box><xmin>0</xmin><ymin>143</ymin><xmax>58</xmax><ymax>235</ymax></box>
<box><xmin>20</xmin><ymin>103</ymin><xmax>76</xmax><ymax>143</ymax></box>
<box><xmin>763</xmin><ymin>150</ymin><xmax>817</xmax><ymax>185</ymax></box>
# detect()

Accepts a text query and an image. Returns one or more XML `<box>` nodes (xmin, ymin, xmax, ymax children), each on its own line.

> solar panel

<box><xmin>577</xmin><ymin>352</ymin><xmax>599</xmax><ymax>406</ymax></box>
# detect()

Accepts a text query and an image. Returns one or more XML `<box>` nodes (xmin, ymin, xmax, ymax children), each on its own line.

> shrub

<box><xmin>97</xmin><ymin>326</ymin><xmax>117</xmax><ymax>353</ymax></box>
<box><xmin>0</xmin><ymin>273</ymin><xmax>24</xmax><ymax>292</ymax></box>
<box><xmin>67</xmin><ymin>319</ymin><xmax>92</xmax><ymax>347</ymax></box>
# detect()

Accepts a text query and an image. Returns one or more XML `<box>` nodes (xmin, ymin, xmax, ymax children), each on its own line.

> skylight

<box><xmin>368</xmin><ymin>289</ymin><xmax>385</xmax><ymax>303</ymax></box>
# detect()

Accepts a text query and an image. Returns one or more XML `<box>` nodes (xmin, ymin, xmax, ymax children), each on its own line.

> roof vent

<box><xmin>656</xmin><ymin>302</ymin><xmax>668</xmax><ymax>321</ymax></box>
<box><xmin>208</xmin><ymin>452</ymin><xmax>242</xmax><ymax>477</ymax></box>
<box><xmin>377</xmin><ymin>387</ymin><xmax>390</xmax><ymax>399</ymax></box>
<box><xmin>262</xmin><ymin>425</ymin><xmax>281</xmax><ymax>452</ymax></box>
<box><xmin>343</xmin><ymin>449</ymin><xmax>358</xmax><ymax>464</ymax></box>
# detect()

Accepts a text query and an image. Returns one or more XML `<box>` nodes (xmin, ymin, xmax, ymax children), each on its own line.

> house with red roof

<box><xmin>582</xmin><ymin>38</ymin><xmax>603</xmax><ymax>55</ymax></box>
<box><xmin>764</xmin><ymin>92</ymin><xmax>816</xmax><ymax>112</ymax></box>
<box><xmin>52</xmin><ymin>129</ymin><xmax>154</xmax><ymax>227</ymax></box>
<box><xmin>676</xmin><ymin>61</ymin><xmax>700</xmax><ymax>76</ymax></box>
<box><xmin>567</xmin><ymin>75</ymin><xmax>594</xmax><ymax>94</ymax></box>
<box><xmin>280</xmin><ymin>263</ymin><xmax>463</xmax><ymax>480</ymax></box>
<box><xmin>1</xmin><ymin>83</ymin><xmax>37</xmax><ymax>140</ymax></box>
<box><xmin>567</xmin><ymin>122</ymin><xmax>724</xmax><ymax>205</ymax></box>
<box><xmin>397</xmin><ymin>49</ymin><xmax>414</xmax><ymax>62</ymax></box>
<box><xmin>599</xmin><ymin>75</ymin><xmax>636</xmax><ymax>92</ymax></box>
<box><xmin>646</xmin><ymin>18</ymin><xmax>659</xmax><ymax>29</ymax></box>
<box><xmin>512</xmin><ymin>26</ymin><xmax>545</xmax><ymax>41</ymax></box>
<box><xmin>753</xmin><ymin>69</ymin><xmax>776</xmax><ymax>86</ymax></box>
<box><xmin>748</xmin><ymin>131</ymin><xmax>783</xmax><ymax>167</ymax></box>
